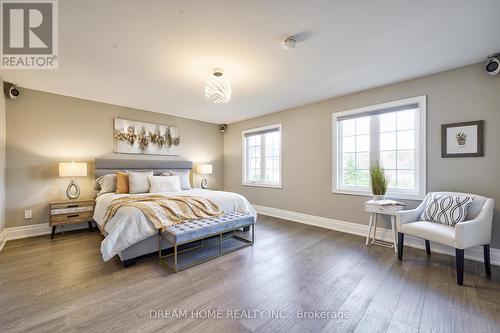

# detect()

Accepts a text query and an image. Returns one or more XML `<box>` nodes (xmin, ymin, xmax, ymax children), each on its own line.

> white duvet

<box><xmin>93</xmin><ymin>189</ymin><xmax>256</xmax><ymax>261</ymax></box>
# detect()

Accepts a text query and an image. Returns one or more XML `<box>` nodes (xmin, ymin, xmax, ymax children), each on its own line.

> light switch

<box><xmin>24</xmin><ymin>210</ymin><xmax>32</xmax><ymax>219</ymax></box>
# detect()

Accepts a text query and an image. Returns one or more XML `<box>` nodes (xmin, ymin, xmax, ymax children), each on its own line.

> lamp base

<box><xmin>201</xmin><ymin>178</ymin><xmax>208</xmax><ymax>189</ymax></box>
<box><xmin>66</xmin><ymin>178</ymin><xmax>81</xmax><ymax>200</ymax></box>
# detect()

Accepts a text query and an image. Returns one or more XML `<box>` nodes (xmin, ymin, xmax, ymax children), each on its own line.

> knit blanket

<box><xmin>102</xmin><ymin>195</ymin><xmax>223</xmax><ymax>232</ymax></box>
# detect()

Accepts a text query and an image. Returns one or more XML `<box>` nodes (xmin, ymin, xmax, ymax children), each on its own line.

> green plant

<box><xmin>370</xmin><ymin>162</ymin><xmax>388</xmax><ymax>195</ymax></box>
<box><xmin>456</xmin><ymin>132</ymin><xmax>467</xmax><ymax>145</ymax></box>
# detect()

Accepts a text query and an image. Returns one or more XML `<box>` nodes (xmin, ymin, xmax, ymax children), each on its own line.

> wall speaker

<box><xmin>485</xmin><ymin>54</ymin><xmax>500</xmax><ymax>76</ymax></box>
<box><xmin>4</xmin><ymin>82</ymin><xmax>20</xmax><ymax>99</ymax></box>
<box><xmin>218</xmin><ymin>124</ymin><xmax>227</xmax><ymax>133</ymax></box>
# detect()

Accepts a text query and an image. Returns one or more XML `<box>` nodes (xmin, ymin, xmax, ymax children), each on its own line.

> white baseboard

<box><xmin>0</xmin><ymin>228</ymin><xmax>6</xmax><ymax>251</ymax></box>
<box><xmin>0</xmin><ymin>222</ymin><xmax>89</xmax><ymax>251</ymax></box>
<box><xmin>2</xmin><ymin>208</ymin><xmax>498</xmax><ymax>267</ymax></box>
<box><xmin>253</xmin><ymin>205</ymin><xmax>500</xmax><ymax>266</ymax></box>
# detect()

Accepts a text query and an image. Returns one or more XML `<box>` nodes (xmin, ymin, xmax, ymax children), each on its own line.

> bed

<box><xmin>93</xmin><ymin>158</ymin><xmax>257</xmax><ymax>266</ymax></box>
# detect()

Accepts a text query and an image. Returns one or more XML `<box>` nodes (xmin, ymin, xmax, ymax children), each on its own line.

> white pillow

<box><xmin>128</xmin><ymin>171</ymin><xmax>154</xmax><ymax>194</ymax></box>
<box><xmin>420</xmin><ymin>194</ymin><xmax>475</xmax><ymax>227</ymax></box>
<box><xmin>96</xmin><ymin>174</ymin><xmax>117</xmax><ymax>195</ymax></box>
<box><xmin>149</xmin><ymin>175</ymin><xmax>181</xmax><ymax>193</ymax></box>
<box><xmin>161</xmin><ymin>169</ymin><xmax>191</xmax><ymax>190</ymax></box>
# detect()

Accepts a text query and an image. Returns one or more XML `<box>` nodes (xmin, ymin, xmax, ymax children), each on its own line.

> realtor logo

<box><xmin>1</xmin><ymin>0</ymin><xmax>58</xmax><ymax>69</ymax></box>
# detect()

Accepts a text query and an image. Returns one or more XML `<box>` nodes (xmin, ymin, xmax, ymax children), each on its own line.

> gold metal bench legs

<box><xmin>159</xmin><ymin>224</ymin><xmax>255</xmax><ymax>273</ymax></box>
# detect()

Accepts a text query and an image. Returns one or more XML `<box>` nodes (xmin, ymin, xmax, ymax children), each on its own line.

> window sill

<box><xmin>332</xmin><ymin>189</ymin><xmax>424</xmax><ymax>201</ymax></box>
<box><xmin>243</xmin><ymin>183</ymin><xmax>283</xmax><ymax>189</ymax></box>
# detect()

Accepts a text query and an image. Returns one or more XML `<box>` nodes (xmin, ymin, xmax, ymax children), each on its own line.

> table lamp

<box><xmin>59</xmin><ymin>162</ymin><xmax>87</xmax><ymax>199</ymax></box>
<box><xmin>195</xmin><ymin>164</ymin><xmax>212</xmax><ymax>189</ymax></box>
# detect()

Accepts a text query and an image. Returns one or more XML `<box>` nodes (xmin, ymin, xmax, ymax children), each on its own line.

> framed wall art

<box><xmin>441</xmin><ymin>120</ymin><xmax>484</xmax><ymax>158</ymax></box>
<box><xmin>113</xmin><ymin>118</ymin><xmax>180</xmax><ymax>156</ymax></box>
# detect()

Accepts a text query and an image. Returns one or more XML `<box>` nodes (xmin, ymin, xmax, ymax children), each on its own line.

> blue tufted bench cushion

<box><xmin>161</xmin><ymin>212</ymin><xmax>255</xmax><ymax>244</ymax></box>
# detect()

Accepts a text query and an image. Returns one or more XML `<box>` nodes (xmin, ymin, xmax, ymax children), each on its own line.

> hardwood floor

<box><xmin>1</xmin><ymin>215</ymin><xmax>500</xmax><ymax>333</ymax></box>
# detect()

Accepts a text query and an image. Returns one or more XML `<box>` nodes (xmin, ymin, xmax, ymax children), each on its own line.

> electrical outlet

<box><xmin>24</xmin><ymin>210</ymin><xmax>32</xmax><ymax>219</ymax></box>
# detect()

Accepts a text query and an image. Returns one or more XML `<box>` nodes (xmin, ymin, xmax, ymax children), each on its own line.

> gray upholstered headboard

<box><xmin>93</xmin><ymin>158</ymin><xmax>193</xmax><ymax>178</ymax></box>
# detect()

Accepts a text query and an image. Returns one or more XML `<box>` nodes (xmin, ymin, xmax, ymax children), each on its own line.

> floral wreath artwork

<box><xmin>113</xmin><ymin>118</ymin><xmax>180</xmax><ymax>155</ymax></box>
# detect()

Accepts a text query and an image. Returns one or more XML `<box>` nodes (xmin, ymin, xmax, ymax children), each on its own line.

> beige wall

<box><xmin>6</xmin><ymin>89</ymin><xmax>223</xmax><ymax>228</ymax></box>
<box><xmin>224</xmin><ymin>63</ymin><xmax>500</xmax><ymax>247</ymax></box>
<box><xmin>0</xmin><ymin>77</ymin><xmax>5</xmax><ymax>233</ymax></box>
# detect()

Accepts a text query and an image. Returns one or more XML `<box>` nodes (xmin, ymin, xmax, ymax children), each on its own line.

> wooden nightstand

<box><xmin>49</xmin><ymin>199</ymin><xmax>95</xmax><ymax>239</ymax></box>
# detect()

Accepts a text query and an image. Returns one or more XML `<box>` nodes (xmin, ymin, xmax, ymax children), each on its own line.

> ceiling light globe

<box><xmin>205</xmin><ymin>73</ymin><xmax>231</xmax><ymax>103</ymax></box>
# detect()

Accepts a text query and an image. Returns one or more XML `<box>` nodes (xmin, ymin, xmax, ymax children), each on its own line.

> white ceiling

<box><xmin>2</xmin><ymin>0</ymin><xmax>500</xmax><ymax>124</ymax></box>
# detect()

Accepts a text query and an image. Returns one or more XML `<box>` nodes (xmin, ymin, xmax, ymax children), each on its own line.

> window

<box><xmin>242</xmin><ymin>123</ymin><xmax>282</xmax><ymax>188</ymax></box>
<box><xmin>333</xmin><ymin>96</ymin><xmax>426</xmax><ymax>199</ymax></box>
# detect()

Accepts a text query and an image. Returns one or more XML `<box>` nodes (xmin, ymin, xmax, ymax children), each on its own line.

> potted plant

<box><xmin>370</xmin><ymin>162</ymin><xmax>388</xmax><ymax>200</ymax></box>
<box><xmin>456</xmin><ymin>132</ymin><xmax>467</xmax><ymax>146</ymax></box>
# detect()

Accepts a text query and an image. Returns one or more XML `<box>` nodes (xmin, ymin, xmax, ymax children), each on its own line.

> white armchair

<box><xmin>397</xmin><ymin>191</ymin><xmax>494</xmax><ymax>285</ymax></box>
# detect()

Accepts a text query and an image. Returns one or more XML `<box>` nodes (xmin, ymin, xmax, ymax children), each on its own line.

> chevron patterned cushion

<box><xmin>420</xmin><ymin>194</ymin><xmax>475</xmax><ymax>227</ymax></box>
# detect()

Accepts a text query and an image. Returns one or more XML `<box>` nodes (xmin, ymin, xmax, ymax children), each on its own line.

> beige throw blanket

<box><xmin>102</xmin><ymin>195</ymin><xmax>223</xmax><ymax>232</ymax></box>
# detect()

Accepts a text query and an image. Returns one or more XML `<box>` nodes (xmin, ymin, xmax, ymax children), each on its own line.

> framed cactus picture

<box><xmin>441</xmin><ymin>120</ymin><xmax>484</xmax><ymax>157</ymax></box>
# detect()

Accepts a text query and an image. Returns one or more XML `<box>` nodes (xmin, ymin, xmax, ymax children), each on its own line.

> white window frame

<box><xmin>242</xmin><ymin>123</ymin><xmax>283</xmax><ymax>188</ymax></box>
<box><xmin>332</xmin><ymin>96</ymin><xmax>426</xmax><ymax>200</ymax></box>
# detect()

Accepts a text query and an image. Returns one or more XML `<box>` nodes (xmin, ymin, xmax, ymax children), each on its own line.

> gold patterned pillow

<box><xmin>116</xmin><ymin>172</ymin><xmax>129</xmax><ymax>194</ymax></box>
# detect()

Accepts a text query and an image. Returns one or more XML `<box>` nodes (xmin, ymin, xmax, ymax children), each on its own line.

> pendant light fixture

<box><xmin>205</xmin><ymin>68</ymin><xmax>231</xmax><ymax>103</ymax></box>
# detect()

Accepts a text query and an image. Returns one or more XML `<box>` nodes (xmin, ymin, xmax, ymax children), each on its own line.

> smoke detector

<box><xmin>281</xmin><ymin>36</ymin><xmax>296</xmax><ymax>50</ymax></box>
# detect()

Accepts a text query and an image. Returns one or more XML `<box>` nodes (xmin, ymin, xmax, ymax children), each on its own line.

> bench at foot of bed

<box><xmin>158</xmin><ymin>213</ymin><xmax>255</xmax><ymax>272</ymax></box>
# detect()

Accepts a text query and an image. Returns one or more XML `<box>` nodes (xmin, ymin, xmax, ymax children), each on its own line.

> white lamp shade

<box><xmin>59</xmin><ymin>162</ymin><xmax>87</xmax><ymax>177</ymax></box>
<box><xmin>196</xmin><ymin>164</ymin><xmax>213</xmax><ymax>175</ymax></box>
<box><xmin>205</xmin><ymin>77</ymin><xmax>231</xmax><ymax>103</ymax></box>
